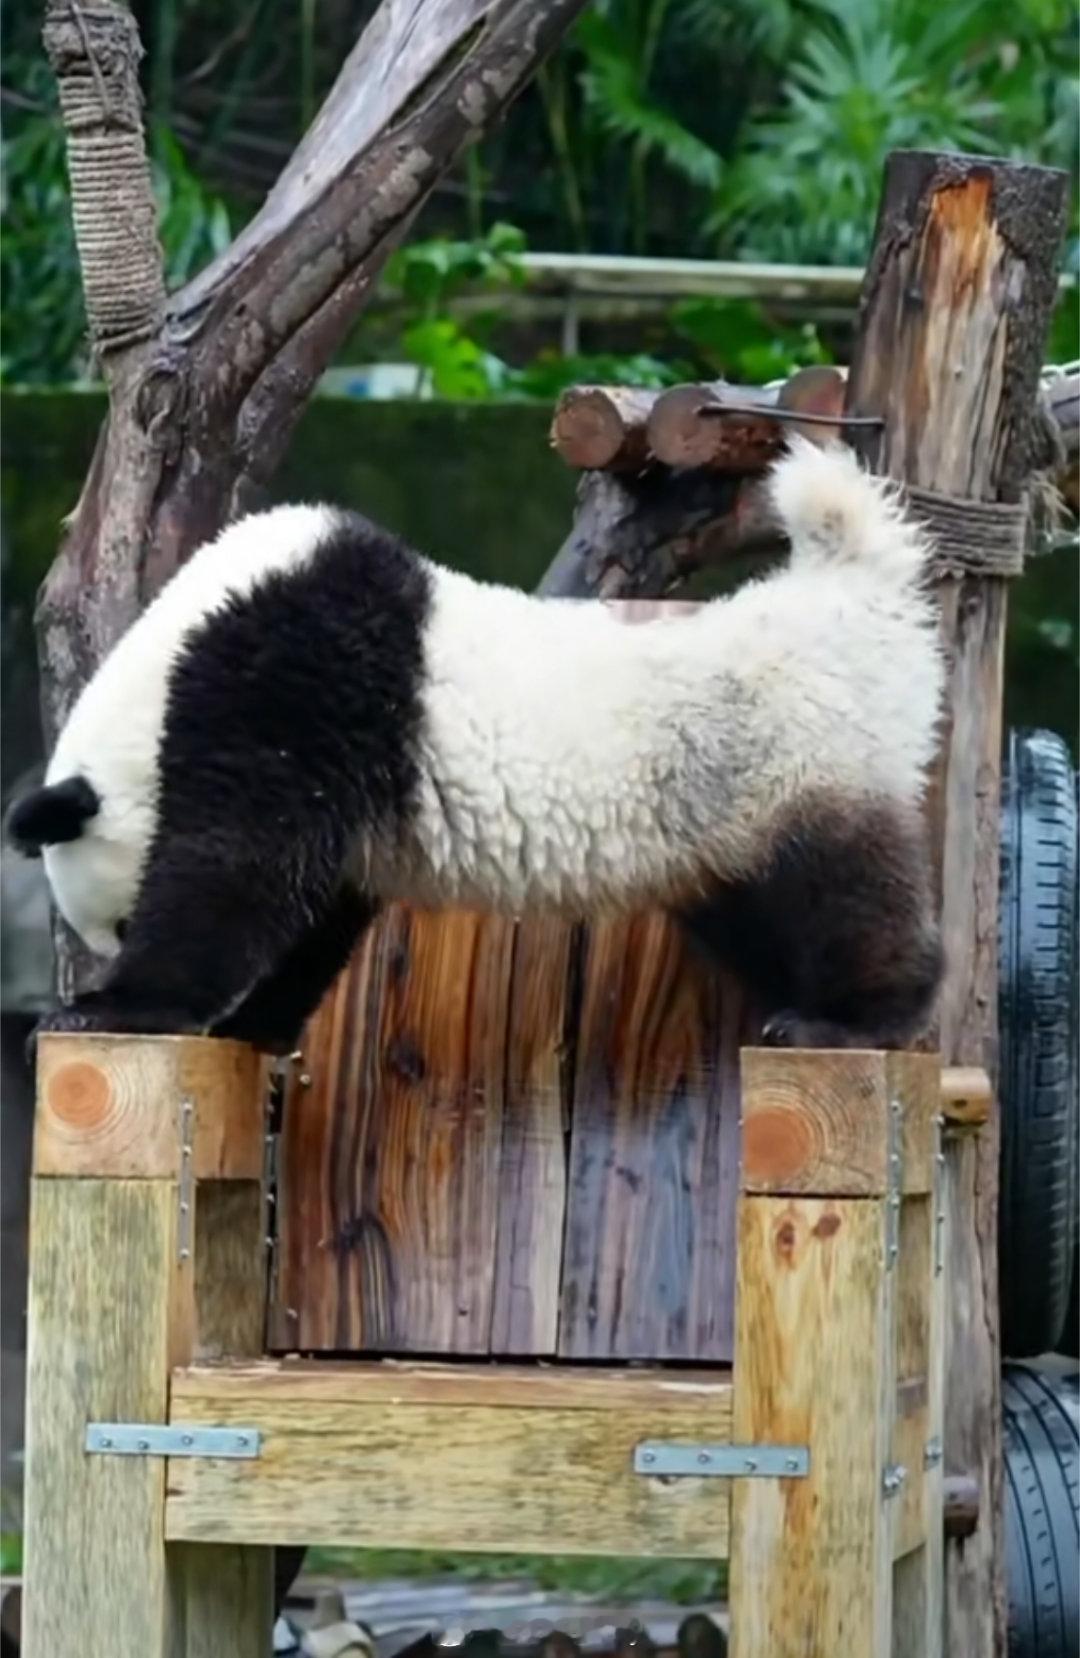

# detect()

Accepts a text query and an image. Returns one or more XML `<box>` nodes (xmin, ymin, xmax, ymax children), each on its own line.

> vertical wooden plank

<box><xmin>490</xmin><ymin>916</ymin><xmax>576</xmax><ymax>1354</ymax></box>
<box><xmin>22</xmin><ymin>1035</ymin><xmax>270</xmax><ymax>1658</ymax></box>
<box><xmin>558</xmin><ymin>912</ymin><xmax>747</xmax><ymax>1360</ymax></box>
<box><xmin>22</xmin><ymin>1178</ymin><xmax>186</xmax><ymax>1658</ymax></box>
<box><xmin>174</xmin><ymin>1544</ymin><xmax>273</xmax><ymax>1658</ymax></box>
<box><xmin>728</xmin><ymin>1193</ymin><xmax>896</xmax><ymax>1656</ymax></box>
<box><xmin>272</xmin><ymin>905</ymin><xmax>516</xmax><ymax>1352</ymax></box>
<box><xmin>846</xmin><ymin>150</ymin><xmax>1068</xmax><ymax>1658</ymax></box>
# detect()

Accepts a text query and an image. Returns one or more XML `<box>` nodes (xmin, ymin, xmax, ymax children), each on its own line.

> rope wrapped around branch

<box><xmin>44</xmin><ymin>0</ymin><xmax>164</xmax><ymax>353</ymax></box>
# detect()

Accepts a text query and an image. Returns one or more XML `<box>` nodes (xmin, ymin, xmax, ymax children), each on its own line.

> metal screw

<box><xmin>181</xmin><ymin>1434</ymin><xmax>194</xmax><ymax>1447</ymax></box>
<box><xmin>179</xmin><ymin>1247</ymin><xmax>191</xmax><ymax>1261</ymax></box>
<box><xmin>697</xmin><ymin>1451</ymin><xmax>711</xmax><ymax>1466</ymax></box>
<box><xmin>785</xmin><ymin>1456</ymin><xmax>800</xmax><ymax>1472</ymax></box>
<box><xmin>98</xmin><ymin>1436</ymin><xmax>112</xmax><ymax>1449</ymax></box>
<box><xmin>744</xmin><ymin>1456</ymin><xmax>758</xmax><ymax>1472</ymax></box>
<box><xmin>137</xmin><ymin>1438</ymin><xmax>150</xmax><ymax>1451</ymax></box>
<box><xmin>298</xmin><ymin>1073</ymin><xmax>312</xmax><ymax>1087</ymax></box>
<box><xmin>641</xmin><ymin>1450</ymin><xmax>655</xmax><ymax>1465</ymax></box>
<box><xmin>235</xmin><ymin>1435</ymin><xmax>249</xmax><ymax>1449</ymax></box>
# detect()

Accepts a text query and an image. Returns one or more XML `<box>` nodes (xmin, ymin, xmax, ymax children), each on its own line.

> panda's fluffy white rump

<box><xmin>771</xmin><ymin>436</ymin><xmax>929</xmax><ymax>585</ymax></box>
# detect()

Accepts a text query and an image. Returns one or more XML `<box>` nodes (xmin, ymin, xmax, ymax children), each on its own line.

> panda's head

<box><xmin>5</xmin><ymin>774</ymin><xmax>135</xmax><ymax>959</ymax></box>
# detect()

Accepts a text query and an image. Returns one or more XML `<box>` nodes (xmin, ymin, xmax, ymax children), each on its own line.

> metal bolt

<box><xmin>298</xmin><ymin>1073</ymin><xmax>312</xmax><ymax>1088</ymax></box>
<box><xmin>137</xmin><ymin>1438</ymin><xmax>150</xmax><ymax>1451</ymax></box>
<box><xmin>98</xmin><ymin>1436</ymin><xmax>112</xmax><ymax>1449</ymax></box>
<box><xmin>235</xmin><ymin>1435</ymin><xmax>249</xmax><ymax>1449</ymax></box>
<box><xmin>641</xmin><ymin>1450</ymin><xmax>655</xmax><ymax>1465</ymax></box>
<box><xmin>179</xmin><ymin>1247</ymin><xmax>191</xmax><ymax>1261</ymax></box>
<box><xmin>744</xmin><ymin>1456</ymin><xmax>758</xmax><ymax>1472</ymax></box>
<box><xmin>697</xmin><ymin>1451</ymin><xmax>711</xmax><ymax>1466</ymax></box>
<box><xmin>181</xmin><ymin>1434</ymin><xmax>194</xmax><ymax>1447</ymax></box>
<box><xmin>785</xmin><ymin>1456</ymin><xmax>801</xmax><ymax>1472</ymax></box>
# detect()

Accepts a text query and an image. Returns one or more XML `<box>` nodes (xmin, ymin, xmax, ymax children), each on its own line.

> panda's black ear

<box><xmin>4</xmin><ymin>776</ymin><xmax>100</xmax><ymax>856</ymax></box>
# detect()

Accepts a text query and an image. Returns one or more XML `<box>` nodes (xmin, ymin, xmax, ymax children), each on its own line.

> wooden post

<box><xmin>22</xmin><ymin>1034</ymin><xmax>271</xmax><ymax>1658</ymax></box>
<box><xmin>728</xmin><ymin>1049</ymin><xmax>939</xmax><ymax>1657</ymax></box>
<box><xmin>845</xmin><ymin>149</ymin><xmax>1068</xmax><ymax>1658</ymax></box>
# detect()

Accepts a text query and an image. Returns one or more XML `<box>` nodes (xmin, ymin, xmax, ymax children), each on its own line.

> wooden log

<box><xmin>943</xmin><ymin>1474</ymin><xmax>980</xmax><ymax>1538</ymax></box>
<box><xmin>550</xmin><ymin>385</ymin><xmax>658</xmax><ymax>470</ymax></box>
<box><xmin>166</xmin><ymin>1360</ymin><xmax>734</xmax><ymax>1558</ymax></box>
<box><xmin>22</xmin><ymin>1035</ymin><xmax>270</xmax><ymax>1658</ymax></box>
<box><xmin>845</xmin><ymin>148</ymin><xmax>1069</xmax><ymax>1658</ymax></box>
<box><xmin>646</xmin><ymin>366</ymin><xmax>847</xmax><ymax>471</ymax></box>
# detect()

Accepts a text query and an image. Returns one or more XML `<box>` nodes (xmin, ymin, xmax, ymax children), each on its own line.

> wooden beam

<box><xmin>21</xmin><ymin>1035</ymin><xmax>270</xmax><ymax>1658</ymax></box>
<box><xmin>740</xmin><ymin>1049</ymin><xmax>938</xmax><ymax>1197</ymax></box>
<box><xmin>939</xmin><ymin>1065</ymin><xmax>992</xmax><ymax>1129</ymax></box>
<box><xmin>166</xmin><ymin>1360</ymin><xmax>734</xmax><ymax>1558</ymax></box>
<box><xmin>549</xmin><ymin>385</ymin><xmax>658</xmax><ymax>471</ymax></box>
<box><xmin>844</xmin><ymin>148</ymin><xmax>1069</xmax><ymax>1658</ymax></box>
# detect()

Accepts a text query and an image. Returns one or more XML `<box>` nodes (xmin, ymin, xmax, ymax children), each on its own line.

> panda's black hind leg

<box><xmin>677</xmin><ymin>795</ymin><xmax>943</xmax><ymax>1051</ymax></box>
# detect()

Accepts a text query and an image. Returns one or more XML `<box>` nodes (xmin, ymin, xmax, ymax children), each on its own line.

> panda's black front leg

<box><xmin>212</xmin><ymin>884</ymin><xmax>378</xmax><ymax>1053</ymax></box>
<box><xmin>38</xmin><ymin>836</ymin><xmax>345</xmax><ymax>1044</ymax></box>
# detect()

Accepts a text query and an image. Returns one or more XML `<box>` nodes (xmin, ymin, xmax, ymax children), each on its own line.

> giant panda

<box><xmin>7</xmin><ymin>437</ymin><xmax>944</xmax><ymax>1054</ymax></box>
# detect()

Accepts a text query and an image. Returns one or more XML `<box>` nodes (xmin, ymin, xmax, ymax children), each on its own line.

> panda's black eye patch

<box><xmin>115</xmin><ymin>920</ymin><xmax>129</xmax><ymax>943</ymax></box>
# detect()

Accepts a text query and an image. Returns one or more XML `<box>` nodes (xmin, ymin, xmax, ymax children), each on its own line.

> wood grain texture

<box><xmin>167</xmin><ymin>1362</ymin><xmax>734</xmax><ymax>1558</ymax></box>
<box><xmin>34</xmin><ymin>1033</ymin><xmax>265</xmax><ymax>1180</ymax></box>
<box><xmin>891</xmin><ymin>1052</ymin><xmax>940</xmax><ymax>1197</ymax></box>
<box><xmin>490</xmin><ymin>916</ymin><xmax>577</xmax><ymax>1354</ymax></box>
<box><xmin>22</xmin><ymin>1178</ymin><xmax>188</xmax><ymax>1658</ymax></box>
<box><xmin>271</xmin><ymin>906</ymin><xmax>516</xmax><ymax>1352</ymax></box>
<box><xmin>172</xmin><ymin>1542</ymin><xmax>273</xmax><ymax>1658</ymax></box>
<box><xmin>741</xmin><ymin>1049</ymin><xmax>891</xmax><ymax>1195</ymax></box>
<box><xmin>728</xmin><ymin>1196</ymin><xmax>895</xmax><ymax>1657</ymax></box>
<box><xmin>845</xmin><ymin>149</ymin><xmax>1068</xmax><ymax>1658</ymax></box>
<box><xmin>558</xmin><ymin>914</ymin><xmax>748</xmax><ymax>1360</ymax></box>
<box><xmin>550</xmin><ymin>385</ymin><xmax>658</xmax><ymax>470</ymax></box>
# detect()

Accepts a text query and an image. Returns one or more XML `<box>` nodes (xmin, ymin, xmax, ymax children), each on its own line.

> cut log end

<box><xmin>550</xmin><ymin>385</ymin><xmax>657</xmax><ymax>471</ymax></box>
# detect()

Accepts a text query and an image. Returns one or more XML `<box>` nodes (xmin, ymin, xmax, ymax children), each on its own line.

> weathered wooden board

<box><xmin>274</xmin><ymin>901</ymin><xmax>743</xmax><ymax>1361</ymax></box>
<box><xmin>167</xmin><ymin>1361</ymin><xmax>734</xmax><ymax>1558</ymax></box>
<box><xmin>270</xmin><ymin>906</ymin><xmax>519</xmax><ymax>1353</ymax></box>
<box><xmin>727</xmin><ymin>1195</ymin><xmax>896</xmax><ymax>1656</ymax></box>
<box><xmin>557</xmin><ymin>914</ymin><xmax>748</xmax><ymax>1360</ymax></box>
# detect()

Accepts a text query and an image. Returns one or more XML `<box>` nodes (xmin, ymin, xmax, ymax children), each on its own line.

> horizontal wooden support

<box><xmin>939</xmin><ymin>1066</ymin><xmax>992</xmax><ymax>1129</ymax></box>
<box><xmin>740</xmin><ymin>1049</ymin><xmax>939</xmax><ymax>1196</ymax></box>
<box><xmin>34</xmin><ymin>1034</ymin><xmax>266</xmax><ymax>1179</ymax></box>
<box><xmin>166</xmin><ymin>1361</ymin><xmax>733</xmax><ymax>1557</ymax></box>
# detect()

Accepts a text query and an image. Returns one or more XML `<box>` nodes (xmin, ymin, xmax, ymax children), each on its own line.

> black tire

<box><xmin>1003</xmin><ymin>1364</ymin><xmax>1079</xmax><ymax>1658</ymax></box>
<box><xmin>999</xmin><ymin>729</ymin><xmax>1079</xmax><ymax>1359</ymax></box>
<box><xmin>1062</xmin><ymin>1247</ymin><xmax>1079</xmax><ymax>1360</ymax></box>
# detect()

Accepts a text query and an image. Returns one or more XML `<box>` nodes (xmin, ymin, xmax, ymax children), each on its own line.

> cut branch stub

<box><xmin>549</xmin><ymin>386</ymin><xmax>659</xmax><ymax>470</ymax></box>
<box><xmin>646</xmin><ymin>366</ymin><xmax>847</xmax><ymax>471</ymax></box>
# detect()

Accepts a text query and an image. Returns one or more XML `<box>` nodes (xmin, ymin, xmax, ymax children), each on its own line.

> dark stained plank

<box><xmin>558</xmin><ymin>911</ymin><xmax>750</xmax><ymax>1361</ymax></box>
<box><xmin>489</xmin><ymin>916</ymin><xmax>579</xmax><ymax>1354</ymax></box>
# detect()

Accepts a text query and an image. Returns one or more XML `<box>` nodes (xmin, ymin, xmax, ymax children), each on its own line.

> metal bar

<box><xmin>634</xmin><ymin>1441</ymin><xmax>809</xmax><ymax>1478</ymax></box>
<box><xmin>85</xmin><ymin>1423</ymin><xmax>261</xmax><ymax>1459</ymax></box>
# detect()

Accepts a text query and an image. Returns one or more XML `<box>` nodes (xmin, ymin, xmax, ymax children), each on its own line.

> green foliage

<box><xmin>713</xmin><ymin>0</ymin><xmax>1079</xmax><ymax>264</ymax></box>
<box><xmin>671</xmin><ymin>297</ymin><xmax>831</xmax><ymax>382</ymax></box>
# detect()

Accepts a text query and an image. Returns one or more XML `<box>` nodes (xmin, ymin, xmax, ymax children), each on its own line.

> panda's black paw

<box><xmin>759</xmin><ymin>1011</ymin><xmax>866</xmax><ymax>1049</ymax></box>
<box><xmin>28</xmin><ymin>997</ymin><xmax>206</xmax><ymax>1063</ymax></box>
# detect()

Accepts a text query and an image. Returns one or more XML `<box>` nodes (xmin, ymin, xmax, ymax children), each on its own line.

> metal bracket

<box><xmin>85</xmin><ymin>1423</ymin><xmax>261</xmax><ymax>1459</ymax></box>
<box><xmin>933</xmin><ymin>1112</ymin><xmax>946</xmax><ymax>1276</ymax></box>
<box><xmin>634</xmin><ymin>1442</ymin><xmax>809</xmax><ymax>1478</ymax></box>
<box><xmin>924</xmin><ymin>1436</ymin><xmax>943</xmax><ymax>1469</ymax></box>
<box><xmin>883</xmin><ymin>1462</ymin><xmax>907</xmax><ymax>1497</ymax></box>
<box><xmin>885</xmin><ymin>1095</ymin><xmax>903</xmax><ymax>1270</ymax></box>
<box><xmin>177</xmin><ymin>1096</ymin><xmax>194</xmax><ymax>1263</ymax></box>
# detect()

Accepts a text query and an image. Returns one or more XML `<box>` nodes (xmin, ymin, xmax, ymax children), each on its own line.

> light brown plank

<box><xmin>171</xmin><ymin>1357</ymin><xmax>733</xmax><ymax>1410</ymax></box>
<box><xmin>728</xmin><ymin>1195</ymin><xmax>895</xmax><ymax>1656</ymax></box>
<box><xmin>559</xmin><ymin>914</ymin><xmax>746</xmax><ymax>1359</ymax></box>
<box><xmin>166</xmin><ymin>1361</ymin><xmax>733</xmax><ymax>1558</ymax></box>
<box><xmin>271</xmin><ymin>906</ymin><xmax>515</xmax><ymax>1353</ymax></box>
<box><xmin>22</xmin><ymin>1179</ymin><xmax>188</xmax><ymax>1657</ymax></box>
<box><xmin>34</xmin><ymin>1033</ymin><xmax>265</xmax><ymax>1180</ymax></box>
